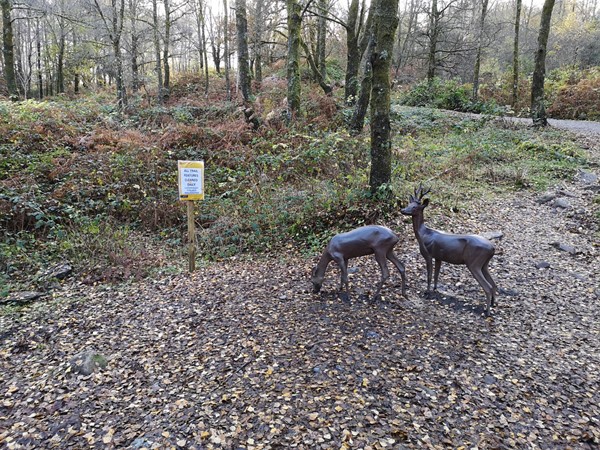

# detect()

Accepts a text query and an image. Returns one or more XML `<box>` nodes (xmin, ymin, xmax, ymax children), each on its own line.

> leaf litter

<box><xmin>1</xmin><ymin>149</ymin><xmax>600</xmax><ymax>449</ymax></box>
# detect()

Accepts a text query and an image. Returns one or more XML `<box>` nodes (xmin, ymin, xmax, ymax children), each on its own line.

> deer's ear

<box><xmin>422</xmin><ymin>198</ymin><xmax>430</xmax><ymax>207</ymax></box>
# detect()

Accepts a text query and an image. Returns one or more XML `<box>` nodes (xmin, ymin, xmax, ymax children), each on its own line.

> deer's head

<box><xmin>401</xmin><ymin>184</ymin><xmax>431</xmax><ymax>216</ymax></box>
<box><xmin>311</xmin><ymin>267</ymin><xmax>324</xmax><ymax>293</ymax></box>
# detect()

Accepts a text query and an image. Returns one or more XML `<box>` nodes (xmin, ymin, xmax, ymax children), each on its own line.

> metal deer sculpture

<box><xmin>311</xmin><ymin>225</ymin><xmax>407</xmax><ymax>299</ymax></box>
<box><xmin>401</xmin><ymin>185</ymin><xmax>498</xmax><ymax>315</ymax></box>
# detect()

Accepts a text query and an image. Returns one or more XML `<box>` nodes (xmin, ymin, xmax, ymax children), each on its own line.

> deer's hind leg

<box><xmin>467</xmin><ymin>263</ymin><xmax>494</xmax><ymax>316</ymax></box>
<box><xmin>482</xmin><ymin>260</ymin><xmax>497</xmax><ymax>306</ymax></box>
<box><xmin>387</xmin><ymin>250</ymin><xmax>407</xmax><ymax>297</ymax></box>
<box><xmin>373</xmin><ymin>251</ymin><xmax>391</xmax><ymax>299</ymax></box>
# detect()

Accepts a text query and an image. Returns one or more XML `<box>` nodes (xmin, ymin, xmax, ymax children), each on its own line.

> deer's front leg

<box><xmin>425</xmin><ymin>257</ymin><xmax>433</xmax><ymax>292</ymax></box>
<box><xmin>334</xmin><ymin>257</ymin><xmax>350</xmax><ymax>301</ymax></box>
<box><xmin>433</xmin><ymin>259</ymin><xmax>442</xmax><ymax>290</ymax></box>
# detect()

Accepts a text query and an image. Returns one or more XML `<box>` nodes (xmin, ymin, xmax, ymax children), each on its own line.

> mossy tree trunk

<box><xmin>369</xmin><ymin>0</ymin><xmax>399</xmax><ymax>195</ymax></box>
<box><xmin>511</xmin><ymin>0</ymin><xmax>522</xmax><ymax>108</ymax></box>
<box><xmin>472</xmin><ymin>0</ymin><xmax>488</xmax><ymax>101</ymax></box>
<box><xmin>235</xmin><ymin>0</ymin><xmax>252</xmax><ymax>101</ymax></box>
<box><xmin>286</xmin><ymin>0</ymin><xmax>302</xmax><ymax>120</ymax></box>
<box><xmin>317</xmin><ymin>0</ymin><xmax>327</xmax><ymax>79</ymax></box>
<box><xmin>344</xmin><ymin>0</ymin><xmax>362</xmax><ymax>105</ymax></box>
<box><xmin>531</xmin><ymin>0</ymin><xmax>556</xmax><ymax>127</ymax></box>
<box><xmin>1</xmin><ymin>0</ymin><xmax>18</xmax><ymax>99</ymax></box>
<box><xmin>349</xmin><ymin>6</ymin><xmax>373</xmax><ymax>133</ymax></box>
<box><xmin>163</xmin><ymin>0</ymin><xmax>172</xmax><ymax>98</ymax></box>
<box><xmin>252</xmin><ymin>0</ymin><xmax>264</xmax><ymax>85</ymax></box>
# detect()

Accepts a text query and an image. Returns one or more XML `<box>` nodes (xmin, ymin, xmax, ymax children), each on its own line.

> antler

<box><xmin>414</xmin><ymin>183</ymin><xmax>431</xmax><ymax>201</ymax></box>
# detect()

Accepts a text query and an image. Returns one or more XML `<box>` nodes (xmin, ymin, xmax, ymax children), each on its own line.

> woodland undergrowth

<box><xmin>0</xmin><ymin>73</ymin><xmax>596</xmax><ymax>296</ymax></box>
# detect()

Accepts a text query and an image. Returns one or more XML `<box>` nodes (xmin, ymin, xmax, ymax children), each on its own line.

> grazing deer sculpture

<box><xmin>401</xmin><ymin>185</ymin><xmax>498</xmax><ymax>315</ymax></box>
<box><xmin>311</xmin><ymin>225</ymin><xmax>407</xmax><ymax>299</ymax></box>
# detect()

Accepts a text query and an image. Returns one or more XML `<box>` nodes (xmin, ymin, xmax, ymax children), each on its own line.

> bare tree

<box><xmin>471</xmin><ymin>0</ymin><xmax>488</xmax><ymax>100</ymax></box>
<box><xmin>286</xmin><ymin>0</ymin><xmax>301</xmax><ymax>118</ymax></box>
<box><xmin>512</xmin><ymin>0</ymin><xmax>522</xmax><ymax>107</ymax></box>
<box><xmin>370</xmin><ymin>0</ymin><xmax>399</xmax><ymax>194</ymax></box>
<box><xmin>1</xmin><ymin>0</ymin><xmax>19</xmax><ymax>98</ymax></box>
<box><xmin>531</xmin><ymin>0</ymin><xmax>556</xmax><ymax>126</ymax></box>
<box><xmin>223</xmin><ymin>0</ymin><xmax>231</xmax><ymax>100</ymax></box>
<box><xmin>235</xmin><ymin>0</ymin><xmax>251</xmax><ymax>101</ymax></box>
<box><xmin>152</xmin><ymin>0</ymin><xmax>164</xmax><ymax>102</ymax></box>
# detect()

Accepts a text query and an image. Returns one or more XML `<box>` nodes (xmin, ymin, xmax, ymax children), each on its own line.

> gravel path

<box><xmin>506</xmin><ymin>116</ymin><xmax>600</xmax><ymax>135</ymax></box>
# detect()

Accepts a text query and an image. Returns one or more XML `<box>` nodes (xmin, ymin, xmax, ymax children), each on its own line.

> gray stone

<box><xmin>550</xmin><ymin>242</ymin><xmax>577</xmax><ymax>255</ymax></box>
<box><xmin>536</xmin><ymin>193</ymin><xmax>556</xmax><ymax>204</ymax></box>
<box><xmin>535</xmin><ymin>261</ymin><xmax>550</xmax><ymax>269</ymax></box>
<box><xmin>42</xmin><ymin>263</ymin><xmax>73</xmax><ymax>281</ymax></box>
<box><xmin>69</xmin><ymin>350</ymin><xmax>108</xmax><ymax>375</ymax></box>
<box><xmin>584</xmin><ymin>185</ymin><xmax>600</xmax><ymax>193</ymax></box>
<box><xmin>553</xmin><ymin>197</ymin><xmax>572</xmax><ymax>209</ymax></box>
<box><xmin>1</xmin><ymin>291</ymin><xmax>44</xmax><ymax>305</ymax></box>
<box><xmin>578</xmin><ymin>169</ymin><xmax>598</xmax><ymax>185</ymax></box>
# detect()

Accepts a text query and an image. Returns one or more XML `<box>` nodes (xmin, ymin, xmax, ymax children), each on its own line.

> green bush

<box><xmin>399</xmin><ymin>78</ymin><xmax>501</xmax><ymax>114</ymax></box>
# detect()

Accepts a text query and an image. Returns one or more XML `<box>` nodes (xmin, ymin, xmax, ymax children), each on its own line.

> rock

<box><xmin>553</xmin><ymin>197</ymin><xmax>572</xmax><ymax>209</ymax></box>
<box><xmin>69</xmin><ymin>350</ymin><xmax>108</xmax><ymax>375</ymax></box>
<box><xmin>484</xmin><ymin>374</ymin><xmax>497</xmax><ymax>384</ymax></box>
<box><xmin>481</xmin><ymin>231</ymin><xmax>504</xmax><ymax>240</ymax></box>
<box><xmin>578</xmin><ymin>169</ymin><xmax>598</xmax><ymax>185</ymax></box>
<box><xmin>584</xmin><ymin>185</ymin><xmax>600</xmax><ymax>193</ymax></box>
<box><xmin>0</xmin><ymin>291</ymin><xmax>44</xmax><ymax>305</ymax></box>
<box><xmin>42</xmin><ymin>263</ymin><xmax>73</xmax><ymax>281</ymax></box>
<box><xmin>550</xmin><ymin>242</ymin><xmax>577</xmax><ymax>255</ymax></box>
<box><xmin>536</xmin><ymin>193</ymin><xmax>555</xmax><ymax>204</ymax></box>
<box><xmin>535</xmin><ymin>261</ymin><xmax>550</xmax><ymax>269</ymax></box>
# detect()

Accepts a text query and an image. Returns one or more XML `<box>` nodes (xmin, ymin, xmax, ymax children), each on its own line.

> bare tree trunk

<box><xmin>344</xmin><ymin>0</ymin><xmax>362</xmax><ymax>104</ymax></box>
<box><xmin>129</xmin><ymin>0</ymin><xmax>140</xmax><ymax>92</ymax></box>
<box><xmin>235</xmin><ymin>0</ymin><xmax>251</xmax><ymax>101</ymax></box>
<box><xmin>57</xmin><ymin>12</ymin><xmax>66</xmax><ymax>94</ymax></box>
<box><xmin>349</xmin><ymin>33</ymin><xmax>374</xmax><ymax>134</ymax></box>
<box><xmin>1</xmin><ymin>0</ymin><xmax>18</xmax><ymax>99</ymax></box>
<box><xmin>511</xmin><ymin>0</ymin><xmax>522</xmax><ymax>108</ymax></box>
<box><xmin>194</xmin><ymin>0</ymin><xmax>210</xmax><ymax>95</ymax></box>
<box><xmin>472</xmin><ymin>0</ymin><xmax>488</xmax><ymax>101</ymax></box>
<box><xmin>317</xmin><ymin>0</ymin><xmax>327</xmax><ymax>78</ymax></box>
<box><xmin>531</xmin><ymin>0</ymin><xmax>556</xmax><ymax>127</ymax></box>
<box><xmin>370</xmin><ymin>0</ymin><xmax>399</xmax><ymax>195</ymax></box>
<box><xmin>253</xmin><ymin>0</ymin><xmax>264</xmax><ymax>84</ymax></box>
<box><xmin>223</xmin><ymin>0</ymin><xmax>231</xmax><ymax>101</ymax></box>
<box><xmin>286</xmin><ymin>0</ymin><xmax>301</xmax><ymax>119</ymax></box>
<box><xmin>394</xmin><ymin>0</ymin><xmax>417</xmax><ymax>74</ymax></box>
<box><xmin>36</xmin><ymin>18</ymin><xmax>42</xmax><ymax>99</ymax></box>
<box><xmin>73</xmin><ymin>30</ymin><xmax>79</xmax><ymax>94</ymax></box>
<box><xmin>300</xmin><ymin>37</ymin><xmax>332</xmax><ymax>94</ymax></box>
<box><xmin>152</xmin><ymin>0</ymin><xmax>164</xmax><ymax>103</ymax></box>
<box><xmin>163</xmin><ymin>0</ymin><xmax>171</xmax><ymax>98</ymax></box>
<box><xmin>427</xmin><ymin>0</ymin><xmax>439</xmax><ymax>83</ymax></box>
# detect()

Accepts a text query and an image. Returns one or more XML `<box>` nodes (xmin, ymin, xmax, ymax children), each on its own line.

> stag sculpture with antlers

<box><xmin>401</xmin><ymin>185</ymin><xmax>498</xmax><ymax>316</ymax></box>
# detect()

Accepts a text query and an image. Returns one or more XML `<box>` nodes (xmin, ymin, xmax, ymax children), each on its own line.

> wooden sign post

<box><xmin>178</xmin><ymin>160</ymin><xmax>204</xmax><ymax>272</ymax></box>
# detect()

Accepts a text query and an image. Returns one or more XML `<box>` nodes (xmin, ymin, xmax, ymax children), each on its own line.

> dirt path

<box><xmin>506</xmin><ymin>116</ymin><xmax>600</xmax><ymax>135</ymax></box>
<box><xmin>1</xmin><ymin>125</ymin><xmax>599</xmax><ymax>449</ymax></box>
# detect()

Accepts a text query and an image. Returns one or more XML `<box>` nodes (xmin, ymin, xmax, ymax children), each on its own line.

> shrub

<box><xmin>399</xmin><ymin>78</ymin><xmax>500</xmax><ymax>113</ymax></box>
